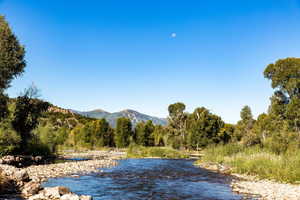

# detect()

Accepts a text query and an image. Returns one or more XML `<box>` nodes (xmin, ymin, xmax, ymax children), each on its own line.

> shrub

<box><xmin>0</xmin><ymin>124</ymin><xmax>21</xmax><ymax>156</ymax></box>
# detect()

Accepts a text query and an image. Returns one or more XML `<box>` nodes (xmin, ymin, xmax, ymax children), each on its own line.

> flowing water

<box><xmin>43</xmin><ymin>159</ymin><xmax>248</xmax><ymax>200</ymax></box>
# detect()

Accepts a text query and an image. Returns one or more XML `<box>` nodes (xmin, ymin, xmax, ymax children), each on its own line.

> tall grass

<box><xmin>198</xmin><ymin>144</ymin><xmax>300</xmax><ymax>183</ymax></box>
<box><xmin>127</xmin><ymin>144</ymin><xmax>188</xmax><ymax>159</ymax></box>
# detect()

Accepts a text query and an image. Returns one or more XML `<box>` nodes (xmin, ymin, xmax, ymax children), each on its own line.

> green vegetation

<box><xmin>127</xmin><ymin>144</ymin><xmax>188</xmax><ymax>159</ymax></box>
<box><xmin>198</xmin><ymin>144</ymin><xmax>300</xmax><ymax>183</ymax></box>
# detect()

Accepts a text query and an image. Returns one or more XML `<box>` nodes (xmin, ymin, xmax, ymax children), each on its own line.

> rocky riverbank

<box><xmin>196</xmin><ymin>162</ymin><xmax>300</xmax><ymax>200</ymax></box>
<box><xmin>0</xmin><ymin>150</ymin><xmax>123</xmax><ymax>199</ymax></box>
<box><xmin>60</xmin><ymin>149</ymin><xmax>126</xmax><ymax>160</ymax></box>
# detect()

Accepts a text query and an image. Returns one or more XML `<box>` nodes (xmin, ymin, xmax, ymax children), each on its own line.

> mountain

<box><xmin>71</xmin><ymin>109</ymin><xmax>167</xmax><ymax>127</ymax></box>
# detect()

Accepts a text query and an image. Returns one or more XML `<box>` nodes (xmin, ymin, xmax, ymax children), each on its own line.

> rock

<box><xmin>28</xmin><ymin>193</ymin><xmax>46</xmax><ymax>200</ymax></box>
<box><xmin>21</xmin><ymin>181</ymin><xmax>41</xmax><ymax>197</ymax></box>
<box><xmin>42</xmin><ymin>187</ymin><xmax>61</xmax><ymax>199</ymax></box>
<box><xmin>61</xmin><ymin>193</ymin><xmax>80</xmax><ymax>200</ymax></box>
<box><xmin>57</xmin><ymin>186</ymin><xmax>71</xmax><ymax>195</ymax></box>
<box><xmin>80</xmin><ymin>195</ymin><xmax>93</xmax><ymax>200</ymax></box>
<box><xmin>14</xmin><ymin>169</ymin><xmax>29</xmax><ymax>182</ymax></box>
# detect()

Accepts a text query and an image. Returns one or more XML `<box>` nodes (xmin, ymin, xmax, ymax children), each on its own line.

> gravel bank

<box><xmin>196</xmin><ymin>162</ymin><xmax>300</xmax><ymax>200</ymax></box>
<box><xmin>0</xmin><ymin>150</ymin><xmax>123</xmax><ymax>199</ymax></box>
<box><xmin>231</xmin><ymin>174</ymin><xmax>300</xmax><ymax>200</ymax></box>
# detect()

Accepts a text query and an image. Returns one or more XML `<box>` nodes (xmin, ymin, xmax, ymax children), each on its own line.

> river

<box><xmin>43</xmin><ymin>159</ymin><xmax>248</xmax><ymax>200</ymax></box>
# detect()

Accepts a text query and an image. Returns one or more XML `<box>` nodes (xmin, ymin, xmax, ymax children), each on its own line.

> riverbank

<box><xmin>196</xmin><ymin>162</ymin><xmax>300</xmax><ymax>199</ymax></box>
<box><xmin>0</xmin><ymin>150</ymin><xmax>124</xmax><ymax>199</ymax></box>
<box><xmin>196</xmin><ymin>144</ymin><xmax>300</xmax><ymax>200</ymax></box>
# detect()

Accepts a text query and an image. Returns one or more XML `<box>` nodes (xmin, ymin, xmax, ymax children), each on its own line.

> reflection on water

<box><xmin>44</xmin><ymin>159</ymin><xmax>247</xmax><ymax>200</ymax></box>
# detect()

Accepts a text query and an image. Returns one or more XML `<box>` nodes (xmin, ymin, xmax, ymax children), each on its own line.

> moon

<box><xmin>171</xmin><ymin>33</ymin><xmax>177</xmax><ymax>38</ymax></box>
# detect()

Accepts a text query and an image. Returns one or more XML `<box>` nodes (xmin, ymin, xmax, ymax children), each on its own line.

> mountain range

<box><xmin>71</xmin><ymin>109</ymin><xmax>167</xmax><ymax>127</ymax></box>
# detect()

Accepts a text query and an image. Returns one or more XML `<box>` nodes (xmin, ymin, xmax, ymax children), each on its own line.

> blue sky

<box><xmin>1</xmin><ymin>0</ymin><xmax>300</xmax><ymax>123</ymax></box>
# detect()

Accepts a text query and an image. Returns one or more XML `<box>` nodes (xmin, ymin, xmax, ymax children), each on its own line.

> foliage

<box><xmin>0</xmin><ymin>16</ymin><xmax>26</xmax><ymax>91</ymax></box>
<box><xmin>187</xmin><ymin>107</ymin><xmax>225</xmax><ymax>149</ymax></box>
<box><xmin>167</xmin><ymin>102</ymin><xmax>188</xmax><ymax>148</ymax></box>
<box><xmin>199</xmin><ymin>144</ymin><xmax>300</xmax><ymax>183</ymax></box>
<box><xmin>0</xmin><ymin>121</ymin><xmax>20</xmax><ymax>156</ymax></box>
<box><xmin>127</xmin><ymin>144</ymin><xmax>188</xmax><ymax>159</ymax></box>
<box><xmin>0</xmin><ymin>16</ymin><xmax>26</xmax><ymax>121</ymax></box>
<box><xmin>114</xmin><ymin>117</ymin><xmax>133</xmax><ymax>148</ymax></box>
<box><xmin>12</xmin><ymin>92</ymin><xmax>50</xmax><ymax>152</ymax></box>
<box><xmin>134</xmin><ymin>121</ymin><xmax>155</xmax><ymax>146</ymax></box>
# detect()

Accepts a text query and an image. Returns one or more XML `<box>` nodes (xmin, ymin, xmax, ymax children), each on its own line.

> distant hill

<box><xmin>71</xmin><ymin>109</ymin><xmax>167</xmax><ymax>127</ymax></box>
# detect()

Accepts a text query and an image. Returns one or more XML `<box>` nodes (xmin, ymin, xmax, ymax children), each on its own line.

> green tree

<box><xmin>264</xmin><ymin>57</ymin><xmax>300</xmax><ymax>99</ymax></box>
<box><xmin>187</xmin><ymin>107</ymin><xmax>224</xmax><ymax>149</ymax></box>
<box><xmin>233</xmin><ymin>105</ymin><xmax>255</xmax><ymax>142</ymax></box>
<box><xmin>0</xmin><ymin>16</ymin><xmax>26</xmax><ymax>120</ymax></box>
<box><xmin>11</xmin><ymin>87</ymin><xmax>50</xmax><ymax>152</ymax></box>
<box><xmin>114</xmin><ymin>117</ymin><xmax>133</xmax><ymax>148</ymax></box>
<box><xmin>153</xmin><ymin>125</ymin><xmax>167</xmax><ymax>146</ymax></box>
<box><xmin>93</xmin><ymin>119</ymin><xmax>114</xmax><ymax>147</ymax></box>
<box><xmin>135</xmin><ymin>120</ymin><xmax>155</xmax><ymax>146</ymax></box>
<box><xmin>167</xmin><ymin>102</ymin><xmax>188</xmax><ymax>148</ymax></box>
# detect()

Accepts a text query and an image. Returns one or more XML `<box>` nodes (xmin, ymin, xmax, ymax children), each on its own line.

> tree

<box><xmin>0</xmin><ymin>16</ymin><xmax>26</xmax><ymax>120</ymax></box>
<box><xmin>264</xmin><ymin>57</ymin><xmax>300</xmax><ymax>99</ymax></box>
<box><xmin>167</xmin><ymin>102</ymin><xmax>188</xmax><ymax>148</ymax></box>
<box><xmin>187</xmin><ymin>107</ymin><xmax>224</xmax><ymax>149</ymax></box>
<box><xmin>217</xmin><ymin>124</ymin><xmax>234</xmax><ymax>144</ymax></box>
<box><xmin>240</xmin><ymin>106</ymin><xmax>253</xmax><ymax>122</ymax></box>
<box><xmin>93</xmin><ymin>119</ymin><xmax>114</xmax><ymax>147</ymax></box>
<box><xmin>11</xmin><ymin>86</ymin><xmax>50</xmax><ymax>152</ymax></box>
<box><xmin>152</xmin><ymin>125</ymin><xmax>167</xmax><ymax>146</ymax></box>
<box><xmin>114</xmin><ymin>117</ymin><xmax>133</xmax><ymax>148</ymax></box>
<box><xmin>264</xmin><ymin>58</ymin><xmax>300</xmax><ymax>133</ymax></box>
<box><xmin>233</xmin><ymin>105</ymin><xmax>255</xmax><ymax>141</ymax></box>
<box><xmin>135</xmin><ymin>120</ymin><xmax>155</xmax><ymax>146</ymax></box>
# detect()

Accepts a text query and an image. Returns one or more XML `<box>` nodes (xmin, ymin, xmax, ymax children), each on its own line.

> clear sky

<box><xmin>1</xmin><ymin>0</ymin><xmax>300</xmax><ymax>123</ymax></box>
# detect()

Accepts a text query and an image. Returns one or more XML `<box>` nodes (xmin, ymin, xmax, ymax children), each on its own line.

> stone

<box><xmin>80</xmin><ymin>195</ymin><xmax>93</xmax><ymax>200</ymax></box>
<box><xmin>21</xmin><ymin>181</ymin><xmax>41</xmax><ymax>197</ymax></box>
<box><xmin>42</xmin><ymin>187</ymin><xmax>61</xmax><ymax>199</ymax></box>
<box><xmin>28</xmin><ymin>193</ymin><xmax>46</xmax><ymax>200</ymax></box>
<box><xmin>14</xmin><ymin>169</ymin><xmax>29</xmax><ymax>182</ymax></box>
<box><xmin>61</xmin><ymin>193</ymin><xmax>80</xmax><ymax>200</ymax></box>
<box><xmin>57</xmin><ymin>186</ymin><xmax>71</xmax><ymax>195</ymax></box>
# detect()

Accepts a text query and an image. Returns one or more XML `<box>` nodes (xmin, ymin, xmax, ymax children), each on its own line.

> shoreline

<box><xmin>196</xmin><ymin>162</ymin><xmax>300</xmax><ymax>200</ymax></box>
<box><xmin>0</xmin><ymin>150</ymin><xmax>125</xmax><ymax>199</ymax></box>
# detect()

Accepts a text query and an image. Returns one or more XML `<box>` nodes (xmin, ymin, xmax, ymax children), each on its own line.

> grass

<box><xmin>127</xmin><ymin>144</ymin><xmax>188</xmax><ymax>159</ymax></box>
<box><xmin>197</xmin><ymin>144</ymin><xmax>300</xmax><ymax>184</ymax></box>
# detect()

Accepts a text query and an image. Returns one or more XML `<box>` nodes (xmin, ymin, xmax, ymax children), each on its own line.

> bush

<box><xmin>0</xmin><ymin>124</ymin><xmax>21</xmax><ymax>156</ymax></box>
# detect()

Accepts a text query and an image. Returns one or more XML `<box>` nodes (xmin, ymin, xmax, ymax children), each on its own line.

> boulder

<box><xmin>14</xmin><ymin>169</ymin><xmax>29</xmax><ymax>182</ymax></box>
<box><xmin>61</xmin><ymin>193</ymin><xmax>80</xmax><ymax>200</ymax></box>
<box><xmin>21</xmin><ymin>181</ymin><xmax>41</xmax><ymax>197</ymax></box>
<box><xmin>42</xmin><ymin>186</ymin><xmax>70</xmax><ymax>199</ymax></box>
<box><xmin>28</xmin><ymin>193</ymin><xmax>47</xmax><ymax>200</ymax></box>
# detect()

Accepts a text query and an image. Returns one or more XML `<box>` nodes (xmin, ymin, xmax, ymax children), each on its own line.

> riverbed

<box><xmin>43</xmin><ymin>159</ymin><xmax>248</xmax><ymax>200</ymax></box>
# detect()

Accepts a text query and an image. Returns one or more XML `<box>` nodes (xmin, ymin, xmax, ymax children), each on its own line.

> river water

<box><xmin>43</xmin><ymin>159</ymin><xmax>247</xmax><ymax>200</ymax></box>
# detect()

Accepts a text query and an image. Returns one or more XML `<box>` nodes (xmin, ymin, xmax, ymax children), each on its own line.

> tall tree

<box><xmin>0</xmin><ymin>16</ymin><xmax>26</xmax><ymax>120</ymax></box>
<box><xmin>264</xmin><ymin>57</ymin><xmax>300</xmax><ymax>99</ymax></box>
<box><xmin>167</xmin><ymin>102</ymin><xmax>188</xmax><ymax>148</ymax></box>
<box><xmin>11</xmin><ymin>86</ymin><xmax>49</xmax><ymax>152</ymax></box>
<box><xmin>233</xmin><ymin>105</ymin><xmax>255</xmax><ymax>141</ymax></box>
<box><xmin>264</xmin><ymin>58</ymin><xmax>300</xmax><ymax>132</ymax></box>
<box><xmin>114</xmin><ymin>117</ymin><xmax>133</xmax><ymax>148</ymax></box>
<box><xmin>187</xmin><ymin>107</ymin><xmax>224</xmax><ymax>149</ymax></box>
<box><xmin>93</xmin><ymin>119</ymin><xmax>114</xmax><ymax>147</ymax></box>
<box><xmin>135</xmin><ymin>120</ymin><xmax>155</xmax><ymax>146</ymax></box>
